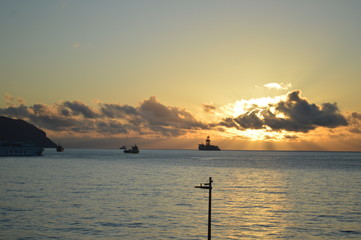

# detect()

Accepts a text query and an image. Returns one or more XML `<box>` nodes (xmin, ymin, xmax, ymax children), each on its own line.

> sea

<box><xmin>1</xmin><ymin>149</ymin><xmax>361</xmax><ymax>240</ymax></box>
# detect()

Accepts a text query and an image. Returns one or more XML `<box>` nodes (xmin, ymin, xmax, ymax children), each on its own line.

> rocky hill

<box><xmin>0</xmin><ymin>116</ymin><xmax>56</xmax><ymax>148</ymax></box>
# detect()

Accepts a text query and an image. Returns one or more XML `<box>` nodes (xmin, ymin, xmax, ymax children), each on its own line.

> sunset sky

<box><xmin>1</xmin><ymin>1</ymin><xmax>361</xmax><ymax>151</ymax></box>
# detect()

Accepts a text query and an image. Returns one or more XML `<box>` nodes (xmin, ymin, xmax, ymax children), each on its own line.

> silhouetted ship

<box><xmin>0</xmin><ymin>138</ymin><xmax>44</xmax><ymax>156</ymax></box>
<box><xmin>124</xmin><ymin>145</ymin><xmax>139</xmax><ymax>153</ymax></box>
<box><xmin>56</xmin><ymin>144</ymin><xmax>64</xmax><ymax>152</ymax></box>
<box><xmin>198</xmin><ymin>136</ymin><xmax>221</xmax><ymax>151</ymax></box>
<box><xmin>119</xmin><ymin>145</ymin><xmax>127</xmax><ymax>149</ymax></box>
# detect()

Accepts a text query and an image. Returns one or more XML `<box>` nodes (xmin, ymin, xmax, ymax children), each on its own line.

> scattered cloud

<box><xmin>4</xmin><ymin>93</ymin><xmax>25</xmax><ymax>107</ymax></box>
<box><xmin>351</xmin><ymin>112</ymin><xmax>361</xmax><ymax>120</ymax></box>
<box><xmin>263</xmin><ymin>82</ymin><xmax>292</xmax><ymax>90</ymax></box>
<box><xmin>347</xmin><ymin>112</ymin><xmax>361</xmax><ymax>134</ymax></box>
<box><xmin>203</xmin><ymin>104</ymin><xmax>216</xmax><ymax>113</ymax></box>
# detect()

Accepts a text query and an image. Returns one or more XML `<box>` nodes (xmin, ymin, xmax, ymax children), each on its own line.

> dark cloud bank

<box><xmin>0</xmin><ymin>91</ymin><xmax>356</xmax><ymax>139</ymax></box>
<box><xmin>0</xmin><ymin>96</ymin><xmax>207</xmax><ymax>137</ymax></box>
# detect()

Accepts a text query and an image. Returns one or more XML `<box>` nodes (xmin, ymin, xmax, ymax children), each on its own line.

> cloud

<box><xmin>284</xmin><ymin>135</ymin><xmax>298</xmax><ymax>140</ymax></box>
<box><xmin>4</xmin><ymin>93</ymin><xmax>26</xmax><ymax>107</ymax></box>
<box><xmin>32</xmin><ymin>115</ymin><xmax>86</xmax><ymax>132</ymax></box>
<box><xmin>347</xmin><ymin>112</ymin><xmax>361</xmax><ymax>134</ymax></box>
<box><xmin>138</xmin><ymin>96</ymin><xmax>208</xmax><ymax>136</ymax></box>
<box><xmin>274</xmin><ymin>90</ymin><xmax>348</xmax><ymax>130</ymax></box>
<box><xmin>203</xmin><ymin>104</ymin><xmax>216</xmax><ymax>113</ymax></box>
<box><xmin>0</xmin><ymin>96</ymin><xmax>209</xmax><ymax>138</ymax></box>
<box><xmin>0</xmin><ymin>92</ymin><xmax>354</xmax><ymax>148</ymax></box>
<box><xmin>61</xmin><ymin>101</ymin><xmax>99</xmax><ymax>118</ymax></box>
<box><xmin>0</xmin><ymin>105</ymin><xmax>31</xmax><ymax>119</ymax></box>
<box><xmin>220</xmin><ymin>90</ymin><xmax>348</xmax><ymax>133</ymax></box>
<box><xmin>263</xmin><ymin>82</ymin><xmax>292</xmax><ymax>90</ymax></box>
<box><xmin>100</xmin><ymin>103</ymin><xmax>138</xmax><ymax>118</ymax></box>
<box><xmin>96</xmin><ymin>120</ymin><xmax>130</xmax><ymax>134</ymax></box>
<box><xmin>234</xmin><ymin>110</ymin><xmax>263</xmax><ymax>129</ymax></box>
<box><xmin>218</xmin><ymin>117</ymin><xmax>239</xmax><ymax>129</ymax></box>
<box><xmin>351</xmin><ymin>112</ymin><xmax>361</xmax><ymax>120</ymax></box>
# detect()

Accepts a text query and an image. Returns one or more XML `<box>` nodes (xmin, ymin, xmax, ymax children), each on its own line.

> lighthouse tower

<box><xmin>206</xmin><ymin>136</ymin><xmax>211</xmax><ymax>146</ymax></box>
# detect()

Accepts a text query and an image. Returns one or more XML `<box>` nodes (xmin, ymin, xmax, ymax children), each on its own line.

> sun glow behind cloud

<box><xmin>209</xmin><ymin>87</ymin><xmax>353</xmax><ymax>146</ymax></box>
<box><xmin>222</xmin><ymin>96</ymin><xmax>285</xmax><ymax>118</ymax></box>
<box><xmin>214</xmin><ymin>93</ymin><xmax>289</xmax><ymax>142</ymax></box>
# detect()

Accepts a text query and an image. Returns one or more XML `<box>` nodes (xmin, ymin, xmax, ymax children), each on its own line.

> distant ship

<box><xmin>56</xmin><ymin>144</ymin><xmax>64</xmax><ymax>152</ymax></box>
<box><xmin>119</xmin><ymin>145</ymin><xmax>127</xmax><ymax>149</ymax></box>
<box><xmin>0</xmin><ymin>138</ymin><xmax>44</xmax><ymax>156</ymax></box>
<box><xmin>198</xmin><ymin>136</ymin><xmax>221</xmax><ymax>151</ymax></box>
<box><xmin>124</xmin><ymin>145</ymin><xmax>139</xmax><ymax>153</ymax></box>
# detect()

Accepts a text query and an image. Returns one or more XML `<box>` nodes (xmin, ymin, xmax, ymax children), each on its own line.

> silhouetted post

<box><xmin>195</xmin><ymin>177</ymin><xmax>213</xmax><ymax>240</ymax></box>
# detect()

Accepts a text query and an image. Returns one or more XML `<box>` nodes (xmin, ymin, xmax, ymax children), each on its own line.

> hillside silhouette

<box><xmin>0</xmin><ymin>116</ymin><xmax>56</xmax><ymax>148</ymax></box>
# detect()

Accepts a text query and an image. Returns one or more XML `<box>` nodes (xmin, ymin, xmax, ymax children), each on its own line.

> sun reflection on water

<box><xmin>213</xmin><ymin>169</ymin><xmax>292</xmax><ymax>239</ymax></box>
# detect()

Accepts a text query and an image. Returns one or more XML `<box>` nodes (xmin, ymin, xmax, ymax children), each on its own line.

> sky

<box><xmin>1</xmin><ymin>0</ymin><xmax>361</xmax><ymax>151</ymax></box>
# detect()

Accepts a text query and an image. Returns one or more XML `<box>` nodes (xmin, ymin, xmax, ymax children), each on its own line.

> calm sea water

<box><xmin>1</xmin><ymin>149</ymin><xmax>361</xmax><ymax>239</ymax></box>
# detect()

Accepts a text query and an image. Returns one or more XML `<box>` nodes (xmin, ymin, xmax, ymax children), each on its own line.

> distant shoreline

<box><xmin>43</xmin><ymin>148</ymin><xmax>361</xmax><ymax>153</ymax></box>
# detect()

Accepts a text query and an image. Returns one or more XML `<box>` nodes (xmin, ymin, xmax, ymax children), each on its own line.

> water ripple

<box><xmin>0</xmin><ymin>149</ymin><xmax>360</xmax><ymax>239</ymax></box>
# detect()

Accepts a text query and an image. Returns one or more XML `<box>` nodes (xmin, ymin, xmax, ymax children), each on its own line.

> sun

<box><xmin>224</xmin><ymin>96</ymin><xmax>284</xmax><ymax>118</ymax></box>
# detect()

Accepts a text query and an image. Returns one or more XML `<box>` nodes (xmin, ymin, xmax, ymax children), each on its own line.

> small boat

<box><xmin>119</xmin><ymin>145</ymin><xmax>127</xmax><ymax>149</ymax></box>
<box><xmin>124</xmin><ymin>145</ymin><xmax>139</xmax><ymax>153</ymax></box>
<box><xmin>56</xmin><ymin>144</ymin><xmax>64</xmax><ymax>152</ymax></box>
<box><xmin>198</xmin><ymin>136</ymin><xmax>221</xmax><ymax>151</ymax></box>
<box><xmin>0</xmin><ymin>138</ymin><xmax>44</xmax><ymax>156</ymax></box>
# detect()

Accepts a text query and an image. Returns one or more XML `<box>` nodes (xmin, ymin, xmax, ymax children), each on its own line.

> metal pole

<box><xmin>195</xmin><ymin>177</ymin><xmax>213</xmax><ymax>240</ymax></box>
<box><xmin>208</xmin><ymin>177</ymin><xmax>212</xmax><ymax>240</ymax></box>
